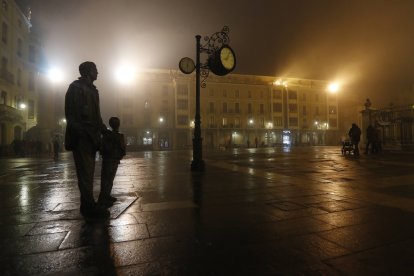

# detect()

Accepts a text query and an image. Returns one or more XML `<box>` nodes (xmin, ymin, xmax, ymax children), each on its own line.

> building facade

<box><xmin>0</xmin><ymin>0</ymin><xmax>43</xmax><ymax>154</ymax></box>
<box><xmin>116</xmin><ymin>69</ymin><xmax>340</xmax><ymax>150</ymax></box>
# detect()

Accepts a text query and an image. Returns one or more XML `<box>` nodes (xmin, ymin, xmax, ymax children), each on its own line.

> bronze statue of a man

<box><xmin>64</xmin><ymin>61</ymin><xmax>109</xmax><ymax>218</ymax></box>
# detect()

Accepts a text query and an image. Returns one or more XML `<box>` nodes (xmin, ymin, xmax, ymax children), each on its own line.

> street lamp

<box><xmin>327</xmin><ymin>82</ymin><xmax>339</xmax><ymax>93</ymax></box>
<box><xmin>179</xmin><ymin>26</ymin><xmax>236</xmax><ymax>172</ymax></box>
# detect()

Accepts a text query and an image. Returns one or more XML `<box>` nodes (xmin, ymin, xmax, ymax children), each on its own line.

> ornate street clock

<box><xmin>179</xmin><ymin>57</ymin><xmax>195</xmax><ymax>74</ymax></box>
<box><xmin>208</xmin><ymin>45</ymin><xmax>236</xmax><ymax>76</ymax></box>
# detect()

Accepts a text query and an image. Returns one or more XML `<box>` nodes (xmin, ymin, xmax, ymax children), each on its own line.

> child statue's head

<box><xmin>109</xmin><ymin>117</ymin><xmax>120</xmax><ymax>130</ymax></box>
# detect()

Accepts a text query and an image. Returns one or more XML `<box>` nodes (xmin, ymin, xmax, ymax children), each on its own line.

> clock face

<box><xmin>179</xmin><ymin>57</ymin><xmax>195</xmax><ymax>74</ymax></box>
<box><xmin>220</xmin><ymin>46</ymin><xmax>235</xmax><ymax>71</ymax></box>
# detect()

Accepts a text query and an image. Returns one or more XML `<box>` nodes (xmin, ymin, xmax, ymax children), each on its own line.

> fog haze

<box><xmin>18</xmin><ymin>0</ymin><xmax>414</xmax><ymax>108</ymax></box>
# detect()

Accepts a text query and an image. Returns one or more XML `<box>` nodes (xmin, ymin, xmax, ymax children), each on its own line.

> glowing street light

<box><xmin>19</xmin><ymin>103</ymin><xmax>26</xmax><ymax>109</ymax></box>
<box><xmin>47</xmin><ymin>67</ymin><xmax>64</xmax><ymax>83</ymax></box>
<box><xmin>115</xmin><ymin>64</ymin><xmax>137</xmax><ymax>85</ymax></box>
<box><xmin>327</xmin><ymin>82</ymin><xmax>340</xmax><ymax>93</ymax></box>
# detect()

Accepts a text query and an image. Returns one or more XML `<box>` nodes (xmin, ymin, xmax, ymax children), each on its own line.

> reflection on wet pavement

<box><xmin>0</xmin><ymin>146</ymin><xmax>414</xmax><ymax>274</ymax></box>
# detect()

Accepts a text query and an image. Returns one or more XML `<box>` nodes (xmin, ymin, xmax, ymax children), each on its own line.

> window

<box><xmin>177</xmin><ymin>99</ymin><xmax>188</xmax><ymax>110</ymax></box>
<box><xmin>289</xmin><ymin>117</ymin><xmax>298</xmax><ymax>126</ymax></box>
<box><xmin>273</xmin><ymin>117</ymin><xmax>283</xmax><ymax>127</ymax></box>
<box><xmin>123</xmin><ymin>114</ymin><xmax>133</xmax><ymax>125</ymax></box>
<box><xmin>315</xmin><ymin>93</ymin><xmax>319</xmax><ymax>102</ymax></box>
<box><xmin>302</xmin><ymin>93</ymin><xmax>306</xmax><ymax>101</ymax></box>
<box><xmin>209</xmin><ymin>89</ymin><xmax>214</xmax><ymax>97</ymax></box>
<box><xmin>247</xmin><ymin>103</ymin><xmax>252</xmax><ymax>114</ymax></box>
<box><xmin>162</xmin><ymin>85</ymin><xmax>169</xmax><ymax>97</ymax></box>
<box><xmin>260</xmin><ymin>104</ymin><xmax>264</xmax><ymax>114</ymax></box>
<box><xmin>17</xmin><ymin>68</ymin><xmax>21</xmax><ymax>86</ymax></box>
<box><xmin>28</xmin><ymin>100</ymin><xmax>34</xmax><ymax>119</ymax></box>
<box><xmin>28</xmin><ymin>71</ymin><xmax>35</xmax><ymax>91</ymax></box>
<box><xmin>273</xmin><ymin>89</ymin><xmax>282</xmax><ymax>99</ymax></box>
<box><xmin>17</xmin><ymin>39</ymin><xmax>22</xmax><ymax>57</ymax></box>
<box><xmin>223</xmin><ymin>90</ymin><xmax>227</xmax><ymax>97</ymax></box>
<box><xmin>29</xmin><ymin>45</ymin><xmax>35</xmax><ymax>63</ymax></box>
<box><xmin>329</xmin><ymin>118</ymin><xmax>337</xmax><ymax>128</ymax></box>
<box><xmin>0</xmin><ymin>90</ymin><xmax>6</xmax><ymax>104</ymax></box>
<box><xmin>161</xmin><ymin>100</ymin><xmax>169</xmax><ymax>113</ymax></box>
<box><xmin>260</xmin><ymin>117</ymin><xmax>265</xmax><ymax>128</ymax></box>
<box><xmin>273</xmin><ymin>103</ymin><xmax>282</xmax><ymax>112</ymax></box>
<box><xmin>2</xmin><ymin>1</ymin><xmax>8</xmax><ymax>11</ymax></box>
<box><xmin>315</xmin><ymin>106</ymin><xmax>320</xmax><ymax>115</ymax></box>
<box><xmin>222</xmin><ymin>117</ymin><xmax>228</xmax><ymax>127</ymax></box>
<box><xmin>177</xmin><ymin>115</ymin><xmax>188</xmax><ymax>125</ymax></box>
<box><xmin>329</xmin><ymin>105</ymin><xmax>337</xmax><ymax>114</ymax></box>
<box><xmin>289</xmin><ymin>104</ymin><xmax>297</xmax><ymax>113</ymax></box>
<box><xmin>302</xmin><ymin>106</ymin><xmax>307</xmax><ymax>115</ymax></box>
<box><xmin>235</xmin><ymin>90</ymin><xmax>239</xmax><ymax>98</ymax></box>
<box><xmin>234</xmin><ymin>117</ymin><xmax>240</xmax><ymax>127</ymax></box>
<box><xmin>177</xmin><ymin>84</ymin><xmax>188</xmax><ymax>96</ymax></box>
<box><xmin>248</xmin><ymin>91</ymin><xmax>252</xmax><ymax>98</ymax></box>
<box><xmin>260</xmin><ymin>90</ymin><xmax>264</xmax><ymax>99</ymax></box>
<box><xmin>209</xmin><ymin>116</ymin><xmax>214</xmax><ymax>126</ymax></box>
<box><xmin>2</xmin><ymin>22</ymin><xmax>7</xmax><ymax>44</ymax></box>
<box><xmin>288</xmin><ymin>90</ymin><xmax>297</xmax><ymax>100</ymax></box>
<box><xmin>222</xmin><ymin>102</ymin><xmax>227</xmax><ymax>113</ymax></box>
<box><xmin>209</xmin><ymin>102</ymin><xmax>214</xmax><ymax>113</ymax></box>
<box><xmin>235</xmin><ymin>102</ymin><xmax>240</xmax><ymax>113</ymax></box>
<box><xmin>1</xmin><ymin>56</ymin><xmax>7</xmax><ymax>71</ymax></box>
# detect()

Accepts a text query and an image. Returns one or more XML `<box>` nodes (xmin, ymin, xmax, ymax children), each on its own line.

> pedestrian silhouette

<box><xmin>65</xmin><ymin>61</ymin><xmax>110</xmax><ymax>218</ymax></box>
<box><xmin>348</xmin><ymin>123</ymin><xmax>361</xmax><ymax>156</ymax></box>
<box><xmin>98</xmin><ymin>117</ymin><xmax>126</xmax><ymax>207</ymax></box>
<box><xmin>53</xmin><ymin>135</ymin><xmax>60</xmax><ymax>160</ymax></box>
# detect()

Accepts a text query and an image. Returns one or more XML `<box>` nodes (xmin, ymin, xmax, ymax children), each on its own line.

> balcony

<box><xmin>0</xmin><ymin>104</ymin><xmax>23</xmax><ymax>122</ymax></box>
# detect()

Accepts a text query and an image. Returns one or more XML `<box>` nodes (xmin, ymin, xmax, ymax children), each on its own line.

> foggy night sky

<box><xmin>16</xmin><ymin>0</ymin><xmax>414</xmax><ymax>107</ymax></box>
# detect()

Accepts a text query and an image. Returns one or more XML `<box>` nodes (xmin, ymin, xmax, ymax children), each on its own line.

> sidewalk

<box><xmin>0</xmin><ymin>147</ymin><xmax>414</xmax><ymax>275</ymax></box>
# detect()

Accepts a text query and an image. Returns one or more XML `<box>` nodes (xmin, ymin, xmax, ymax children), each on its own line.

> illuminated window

<box><xmin>273</xmin><ymin>117</ymin><xmax>283</xmax><ymax>127</ymax></box>
<box><xmin>28</xmin><ymin>100</ymin><xmax>34</xmax><ymax>119</ymax></box>
<box><xmin>234</xmin><ymin>117</ymin><xmax>240</xmax><ymax>127</ymax></box>
<box><xmin>222</xmin><ymin>117</ymin><xmax>228</xmax><ymax>127</ymax></box>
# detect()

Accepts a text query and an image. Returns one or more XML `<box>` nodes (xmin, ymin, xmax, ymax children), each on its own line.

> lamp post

<box><xmin>179</xmin><ymin>26</ymin><xmax>236</xmax><ymax>171</ymax></box>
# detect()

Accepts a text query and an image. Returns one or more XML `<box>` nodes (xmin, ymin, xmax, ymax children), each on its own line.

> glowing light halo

<box><xmin>115</xmin><ymin>63</ymin><xmax>137</xmax><ymax>85</ymax></box>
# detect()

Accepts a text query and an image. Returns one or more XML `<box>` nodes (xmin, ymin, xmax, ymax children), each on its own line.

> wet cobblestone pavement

<box><xmin>0</xmin><ymin>146</ymin><xmax>414</xmax><ymax>275</ymax></box>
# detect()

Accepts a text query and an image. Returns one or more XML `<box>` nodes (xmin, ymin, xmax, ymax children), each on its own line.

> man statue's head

<box><xmin>79</xmin><ymin>61</ymin><xmax>98</xmax><ymax>81</ymax></box>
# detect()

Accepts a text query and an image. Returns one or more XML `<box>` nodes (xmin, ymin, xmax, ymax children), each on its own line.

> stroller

<box><xmin>341</xmin><ymin>139</ymin><xmax>354</xmax><ymax>155</ymax></box>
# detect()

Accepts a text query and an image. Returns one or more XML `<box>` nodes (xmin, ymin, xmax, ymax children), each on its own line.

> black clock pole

<box><xmin>191</xmin><ymin>35</ymin><xmax>205</xmax><ymax>171</ymax></box>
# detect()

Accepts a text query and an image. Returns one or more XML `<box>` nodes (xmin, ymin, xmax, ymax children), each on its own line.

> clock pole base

<box><xmin>191</xmin><ymin>160</ymin><xmax>205</xmax><ymax>172</ymax></box>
